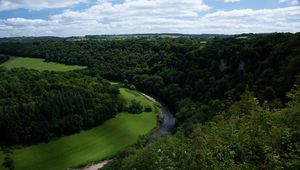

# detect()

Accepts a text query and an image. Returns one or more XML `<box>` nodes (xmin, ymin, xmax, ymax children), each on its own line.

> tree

<box><xmin>144</xmin><ymin>106</ymin><xmax>152</xmax><ymax>112</ymax></box>
<box><xmin>2</xmin><ymin>149</ymin><xmax>14</xmax><ymax>170</ymax></box>
<box><xmin>128</xmin><ymin>100</ymin><xmax>143</xmax><ymax>114</ymax></box>
<box><xmin>0</xmin><ymin>69</ymin><xmax>124</xmax><ymax>146</ymax></box>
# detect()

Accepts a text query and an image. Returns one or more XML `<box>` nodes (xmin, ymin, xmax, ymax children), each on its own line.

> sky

<box><xmin>0</xmin><ymin>0</ymin><xmax>299</xmax><ymax>37</ymax></box>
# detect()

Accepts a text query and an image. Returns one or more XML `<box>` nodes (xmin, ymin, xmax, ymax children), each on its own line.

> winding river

<box><xmin>81</xmin><ymin>93</ymin><xmax>176</xmax><ymax>170</ymax></box>
<box><xmin>143</xmin><ymin>94</ymin><xmax>176</xmax><ymax>144</ymax></box>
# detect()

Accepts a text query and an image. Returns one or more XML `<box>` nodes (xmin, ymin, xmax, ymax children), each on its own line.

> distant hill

<box><xmin>0</xmin><ymin>36</ymin><xmax>63</xmax><ymax>43</ymax></box>
<box><xmin>0</xmin><ymin>32</ymin><xmax>292</xmax><ymax>42</ymax></box>
<box><xmin>0</xmin><ymin>33</ymin><xmax>247</xmax><ymax>42</ymax></box>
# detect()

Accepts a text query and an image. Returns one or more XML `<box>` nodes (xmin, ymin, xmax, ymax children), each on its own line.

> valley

<box><xmin>0</xmin><ymin>58</ymin><xmax>162</xmax><ymax>170</ymax></box>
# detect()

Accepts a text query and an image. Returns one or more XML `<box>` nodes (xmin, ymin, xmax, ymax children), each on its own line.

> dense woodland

<box><xmin>0</xmin><ymin>68</ymin><xmax>123</xmax><ymax>146</ymax></box>
<box><xmin>0</xmin><ymin>55</ymin><xmax>9</xmax><ymax>65</ymax></box>
<box><xmin>104</xmin><ymin>81</ymin><xmax>300</xmax><ymax>169</ymax></box>
<box><xmin>0</xmin><ymin>33</ymin><xmax>300</xmax><ymax>169</ymax></box>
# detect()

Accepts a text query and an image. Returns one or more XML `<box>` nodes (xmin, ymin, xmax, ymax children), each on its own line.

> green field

<box><xmin>0</xmin><ymin>88</ymin><xmax>159</xmax><ymax>170</ymax></box>
<box><xmin>0</xmin><ymin>58</ymin><xmax>159</xmax><ymax>170</ymax></box>
<box><xmin>0</xmin><ymin>57</ymin><xmax>86</xmax><ymax>71</ymax></box>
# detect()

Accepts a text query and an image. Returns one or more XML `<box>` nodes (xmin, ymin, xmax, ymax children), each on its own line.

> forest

<box><xmin>104</xmin><ymin>81</ymin><xmax>300</xmax><ymax>169</ymax></box>
<box><xmin>0</xmin><ymin>33</ymin><xmax>300</xmax><ymax>169</ymax></box>
<box><xmin>0</xmin><ymin>68</ymin><xmax>123</xmax><ymax>146</ymax></box>
<box><xmin>0</xmin><ymin>55</ymin><xmax>9</xmax><ymax>65</ymax></box>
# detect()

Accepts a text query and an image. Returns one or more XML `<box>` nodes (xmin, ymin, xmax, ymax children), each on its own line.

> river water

<box><xmin>145</xmin><ymin>95</ymin><xmax>176</xmax><ymax>144</ymax></box>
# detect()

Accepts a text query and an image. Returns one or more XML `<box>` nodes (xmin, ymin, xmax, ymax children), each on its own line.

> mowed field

<box><xmin>1</xmin><ymin>57</ymin><xmax>86</xmax><ymax>71</ymax></box>
<box><xmin>0</xmin><ymin>88</ymin><xmax>159</xmax><ymax>170</ymax></box>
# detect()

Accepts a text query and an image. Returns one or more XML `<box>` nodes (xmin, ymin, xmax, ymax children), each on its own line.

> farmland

<box><xmin>1</xmin><ymin>57</ymin><xmax>86</xmax><ymax>71</ymax></box>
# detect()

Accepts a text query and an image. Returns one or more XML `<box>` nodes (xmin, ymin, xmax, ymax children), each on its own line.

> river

<box><xmin>143</xmin><ymin>93</ymin><xmax>176</xmax><ymax>144</ymax></box>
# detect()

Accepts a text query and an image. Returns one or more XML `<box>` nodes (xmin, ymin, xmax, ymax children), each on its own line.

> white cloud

<box><xmin>0</xmin><ymin>0</ymin><xmax>88</xmax><ymax>11</ymax></box>
<box><xmin>51</xmin><ymin>0</ymin><xmax>211</xmax><ymax>21</ymax></box>
<box><xmin>279</xmin><ymin>0</ymin><xmax>300</xmax><ymax>5</ymax></box>
<box><xmin>224</xmin><ymin>0</ymin><xmax>240</xmax><ymax>3</ymax></box>
<box><xmin>0</xmin><ymin>0</ymin><xmax>300</xmax><ymax>37</ymax></box>
<box><xmin>200</xmin><ymin>7</ymin><xmax>300</xmax><ymax>33</ymax></box>
<box><xmin>3</xmin><ymin>18</ymin><xmax>49</xmax><ymax>26</ymax></box>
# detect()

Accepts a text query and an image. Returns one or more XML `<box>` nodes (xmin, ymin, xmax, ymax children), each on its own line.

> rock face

<box><xmin>239</xmin><ymin>60</ymin><xmax>245</xmax><ymax>71</ymax></box>
<box><xmin>219</xmin><ymin>59</ymin><xmax>227</xmax><ymax>72</ymax></box>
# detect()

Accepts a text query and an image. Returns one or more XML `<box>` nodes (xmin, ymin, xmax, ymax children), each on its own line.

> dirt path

<box><xmin>142</xmin><ymin>93</ymin><xmax>157</xmax><ymax>103</ymax></box>
<box><xmin>75</xmin><ymin>160</ymin><xmax>111</xmax><ymax>170</ymax></box>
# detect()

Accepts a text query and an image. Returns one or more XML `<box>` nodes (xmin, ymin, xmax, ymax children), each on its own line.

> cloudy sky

<box><xmin>0</xmin><ymin>0</ymin><xmax>299</xmax><ymax>37</ymax></box>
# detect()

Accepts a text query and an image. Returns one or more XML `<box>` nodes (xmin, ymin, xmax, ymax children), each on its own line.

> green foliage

<box><xmin>228</xmin><ymin>90</ymin><xmax>261</xmax><ymax>116</ymax></box>
<box><xmin>0</xmin><ymin>68</ymin><xmax>122</xmax><ymax>146</ymax></box>
<box><xmin>0</xmin><ymin>33</ymin><xmax>300</xmax><ymax>169</ymax></box>
<box><xmin>128</xmin><ymin>100</ymin><xmax>143</xmax><ymax>114</ymax></box>
<box><xmin>104</xmin><ymin>135</ymin><xmax>193</xmax><ymax>170</ymax></box>
<box><xmin>287</xmin><ymin>85</ymin><xmax>300</xmax><ymax>104</ymax></box>
<box><xmin>2</xmin><ymin>149</ymin><xmax>14</xmax><ymax>170</ymax></box>
<box><xmin>123</xmin><ymin>79</ymin><xmax>136</xmax><ymax>90</ymax></box>
<box><xmin>1</xmin><ymin>34</ymin><xmax>299</xmax><ymax>115</ymax></box>
<box><xmin>0</xmin><ymin>55</ymin><xmax>9</xmax><ymax>65</ymax></box>
<box><xmin>104</xmin><ymin>87</ymin><xmax>300</xmax><ymax>169</ymax></box>
<box><xmin>176</xmin><ymin>99</ymin><xmax>225</xmax><ymax>134</ymax></box>
<box><xmin>144</xmin><ymin>106</ymin><xmax>152</xmax><ymax>112</ymax></box>
<box><xmin>0</xmin><ymin>88</ymin><xmax>159</xmax><ymax>170</ymax></box>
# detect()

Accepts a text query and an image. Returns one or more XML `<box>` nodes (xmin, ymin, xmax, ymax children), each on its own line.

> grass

<box><xmin>120</xmin><ymin>88</ymin><xmax>156</xmax><ymax>108</ymax></box>
<box><xmin>0</xmin><ymin>88</ymin><xmax>159</xmax><ymax>170</ymax></box>
<box><xmin>0</xmin><ymin>57</ymin><xmax>86</xmax><ymax>71</ymax></box>
<box><xmin>0</xmin><ymin>58</ymin><xmax>159</xmax><ymax>169</ymax></box>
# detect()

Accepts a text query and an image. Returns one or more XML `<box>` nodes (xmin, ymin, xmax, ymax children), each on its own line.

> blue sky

<box><xmin>0</xmin><ymin>0</ymin><xmax>299</xmax><ymax>37</ymax></box>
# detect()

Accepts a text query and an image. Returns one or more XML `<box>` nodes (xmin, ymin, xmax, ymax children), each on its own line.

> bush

<box><xmin>128</xmin><ymin>100</ymin><xmax>143</xmax><ymax>114</ymax></box>
<box><xmin>129</xmin><ymin>84</ymin><xmax>136</xmax><ymax>90</ymax></box>
<box><xmin>0</xmin><ymin>55</ymin><xmax>9</xmax><ymax>64</ymax></box>
<box><xmin>144</xmin><ymin>106</ymin><xmax>152</xmax><ymax>112</ymax></box>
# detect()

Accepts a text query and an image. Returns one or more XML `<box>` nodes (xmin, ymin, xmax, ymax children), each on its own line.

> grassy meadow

<box><xmin>0</xmin><ymin>58</ymin><xmax>160</xmax><ymax>170</ymax></box>
<box><xmin>0</xmin><ymin>88</ymin><xmax>159</xmax><ymax>170</ymax></box>
<box><xmin>0</xmin><ymin>57</ymin><xmax>86</xmax><ymax>71</ymax></box>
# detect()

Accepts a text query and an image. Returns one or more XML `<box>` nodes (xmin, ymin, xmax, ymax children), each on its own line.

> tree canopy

<box><xmin>0</xmin><ymin>68</ymin><xmax>123</xmax><ymax>146</ymax></box>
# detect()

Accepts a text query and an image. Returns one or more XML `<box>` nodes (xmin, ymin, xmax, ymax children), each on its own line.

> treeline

<box><xmin>0</xmin><ymin>55</ymin><xmax>9</xmax><ymax>64</ymax></box>
<box><xmin>0</xmin><ymin>68</ymin><xmax>123</xmax><ymax>146</ymax></box>
<box><xmin>1</xmin><ymin>33</ymin><xmax>299</xmax><ymax>111</ymax></box>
